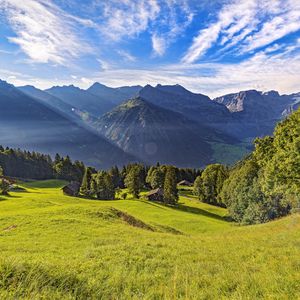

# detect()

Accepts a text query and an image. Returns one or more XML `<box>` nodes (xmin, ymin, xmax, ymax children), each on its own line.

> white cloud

<box><xmin>7</xmin><ymin>48</ymin><xmax>300</xmax><ymax>98</ymax></box>
<box><xmin>242</xmin><ymin>8</ymin><xmax>300</xmax><ymax>53</ymax></box>
<box><xmin>151</xmin><ymin>34</ymin><xmax>166</xmax><ymax>56</ymax></box>
<box><xmin>98</xmin><ymin>0</ymin><xmax>160</xmax><ymax>41</ymax></box>
<box><xmin>0</xmin><ymin>0</ymin><xmax>93</xmax><ymax>64</ymax></box>
<box><xmin>95</xmin><ymin>0</ymin><xmax>193</xmax><ymax>56</ymax></box>
<box><xmin>182</xmin><ymin>0</ymin><xmax>300</xmax><ymax>63</ymax></box>
<box><xmin>97</xmin><ymin>58</ymin><xmax>111</xmax><ymax>71</ymax></box>
<box><xmin>117</xmin><ymin>50</ymin><xmax>136</xmax><ymax>62</ymax></box>
<box><xmin>151</xmin><ymin>0</ymin><xmax>194</xmax><ymax>56</ymax></box>
<box><xmin>182</xmin><ymin>0</ymin><xmax>258</xmax><ymax>63</ymax></box>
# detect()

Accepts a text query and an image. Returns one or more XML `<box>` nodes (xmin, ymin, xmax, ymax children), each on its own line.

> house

<box><xmin>178</xmin><ymin>180</ymin><xmax>193</xmax><ymax>187</ymax></box>
<box><xmin>0</xmin><ymin>176</ymin><xmax>15</xmax><ymax>185</ymax></box>
<box><xmin>62</xmin><ymin>181</ymin><xmax>80</xmax><ymax>196</ymax></box>
<box><xmin>146</xmin><ymin>188</ymin><xmax>164</xmax><ymax>202</ymax></box>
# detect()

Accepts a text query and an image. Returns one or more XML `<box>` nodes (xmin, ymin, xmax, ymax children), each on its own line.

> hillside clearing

<box><xmin>0</xmin><ymin>180</ymin><xmax>299</xmax><ymax>299</ymax></box>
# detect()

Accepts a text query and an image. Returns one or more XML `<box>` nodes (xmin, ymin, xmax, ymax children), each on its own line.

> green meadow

<box><xmin>0</xmin><ymin>180</ymin><xmax>299</xmax><ymax>299</ymax></box>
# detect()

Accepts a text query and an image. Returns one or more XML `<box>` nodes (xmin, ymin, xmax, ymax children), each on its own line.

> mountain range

<box><xmin>0</xmin><ymin>78</ymin><xmax>298</xmax><ymax>168</ymax></box>
<box><xmin>0</xmin><ymin>80</ymin><xmax>136</xmax><ymax>169</ymax></box>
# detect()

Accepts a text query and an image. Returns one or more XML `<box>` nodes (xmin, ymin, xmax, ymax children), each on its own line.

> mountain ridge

<box><xmin>0</xmin><ymin>79</ymin><xmax>137</xmax><ymax>168</ymax></box>
<box><xmin>96</xmin><ymin>96</ymin><xmax>237</xmax><ymax>167</ymax></box>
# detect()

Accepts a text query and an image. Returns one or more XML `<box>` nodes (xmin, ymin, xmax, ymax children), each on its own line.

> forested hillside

<box><xmin>194</xmin><ymin>107</ymin><xmax>300</xmax><ymax>224</ymax></box>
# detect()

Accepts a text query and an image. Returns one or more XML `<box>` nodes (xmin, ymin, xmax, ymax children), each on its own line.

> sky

<box><xmin>0</xmin><ymin>0</ymin><xmax>299</xmax><ymax>98</ymax></box>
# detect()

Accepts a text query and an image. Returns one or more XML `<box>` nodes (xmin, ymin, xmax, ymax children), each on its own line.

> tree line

<box><xmin>79</xmin><ymin>163</ymin><xmax>200</xmax><ymax>205</ymax></box>
<box><xmin>0</xmin><ymin>146</ymin><xmax>85</xmax><ymax>182</ymax></box>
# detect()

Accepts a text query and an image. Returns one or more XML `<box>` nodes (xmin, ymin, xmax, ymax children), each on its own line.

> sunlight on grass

<box><xmin>0</xmin><ymin>180</ymin><xmax>299</xmax><ymax>299</ymax></box>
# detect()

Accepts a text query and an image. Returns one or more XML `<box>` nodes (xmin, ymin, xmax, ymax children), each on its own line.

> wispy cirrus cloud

<box><xmin>151</xmin><ymin>34</ymin><xmax>166</xmax><ymax>57</ymax></box>
<box><xmin>0</xmin><ymin>0</ymin><xmax>93</xmax><ymax>64</ymax></box>
<box><xmin>151</xmin><ymin>0</ymin><xmax>194</xmax><ymax>56</ymax></box>
<box><xmin>93</xmin><ymin>0</ymin><xmax>194</xmax><ymax>57</ymax></box>
<box><xmin>117</xmin><ymin>50</ymin><xmax>136</xmax><ymax>62</ymax></box>
<box><xmin>182</xmin><ymin>0</ymin><xmax>300</xmax><ymax>63</ymax></box>
<box><xmin>98</xmin><ymin>0</ymin><xmax>160</xmax><ymax>41</ymax></box>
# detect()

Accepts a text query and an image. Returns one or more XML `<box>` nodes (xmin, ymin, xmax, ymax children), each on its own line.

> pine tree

<box><xmin>103</xmin><ymin>172</ymin><xmax>115</xmax><ymax>200</ymax></box>
<box><xmin>109</xmin><ymin>166</ymin><xmax>121</xmax><ymax>188</ymax></box>
<box><xmin>124</xmin><ymin>165</ymin><xmax>143</xmax><ymax>198</ymax></box>
<box><xmin>90</xmin><ymin>177</ymin><xmax>98</xmax><ymax>198</ymax></box>
<box><xmin>194</xmin><ymin>176</ymin><xmax>205</xmax><ymax>201</ymax></box>
<box><xmin>80</xmin><ymin>167</ymin><xmax>92</xmax><ymax>196</ymax></box>
<box><xmin>163</xmin><ymin>166</ymin><xmax>178</xmax><ymax>205</ymax></box>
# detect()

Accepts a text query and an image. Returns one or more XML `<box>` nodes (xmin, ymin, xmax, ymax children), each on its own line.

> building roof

<box><xmin>147</xmin><ymin>188</ymin><xmax>163</xmax><ymax>196</ymax></box>
<box><xmin>62</xmin><ymin>181</ymin><xmax>80</xmax><ymax>193</ymax></box>
<box><xmin>178</xmin><ymin>180</ymin><xmax>193</xmax><ymax>185</ymax></box>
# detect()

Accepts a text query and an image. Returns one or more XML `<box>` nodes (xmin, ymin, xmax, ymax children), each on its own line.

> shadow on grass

<box><xmin>5</xmin><ymin>194</ymin><xmax>22</xmax><ymax>199</ymax></box>
<box><xmin>138</xmin><ymin>199</ymin><xmax>168</xmax><ymax>210</ymax></box>
<box><xmin>147</xmin><ymin>199</ymin><xmax>231</xmax><ymax>222</ymax></box>
<box><xmin>174</xmin><ymin>203</ymin><xmax>230</xmax><ymax>222</ymax></box>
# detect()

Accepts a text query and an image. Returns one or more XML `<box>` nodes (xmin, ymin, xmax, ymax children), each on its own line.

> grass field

<box><xmin>0</xmin><ymin>180</ymin><xmax>299</xmax><ymax>299</ymax></box>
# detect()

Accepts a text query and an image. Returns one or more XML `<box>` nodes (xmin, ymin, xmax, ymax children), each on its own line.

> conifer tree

<box><xmin>80</xmin><ymin>167</ymin><xmax>92</xmax><ymax>196</ymax></box>
<box><xmin>163</xmin><ymin>166</ymin><xmax>178</xmax><ymax>205</ymax></box>
<box><xmin>124</xmin><ymin>165</ymin><xmax>143</xmax><ymax>198</ymax></box>
<box><xmin>194</xmin><ymin>176</ymin><xmax>205</xmax><ymax>201</ymax></box>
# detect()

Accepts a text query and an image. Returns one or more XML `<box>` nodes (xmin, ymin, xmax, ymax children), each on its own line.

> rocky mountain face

<box><xmin>96</xmin><ymin>97</ymin><xmax>235</xmax><ymax>167</ymax></box>
<box><xmin>213</xmin><ymin>90</ymin><xmax>298</xmax><ymax>138</ymax></box>
<box><xmin>0</xmin><ymin>80</ymin><xmax>137</xmax><ymax>168</ymax></box>
<box><xmin>87</xmin><ymin>82</ymin><xmax>142</xmax><ymax>105</ymax></box>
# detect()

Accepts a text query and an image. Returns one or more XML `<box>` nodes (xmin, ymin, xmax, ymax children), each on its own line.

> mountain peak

<box><xmin>263</xmin><ymin>90</ymin><xmax>280</xmax><ymax>97</ymax></box>
<box><xmin>155</xmin><ymin>83</ymin><xmax>190</xmax><ymax>95</ymax></box>
<box><xmin>88</xmin><ymin>82</ymin><xmax>109</xmax><ymax>89</ymax></box>
<box><xmin>0</xmin><ymin>79</ymin><xmax>13</xmax><ymax>89</ymax></box>
<box><xmin>46</xmin><ymin>84</ymin><xmax>81</xmax><ymax>92</ymax></box>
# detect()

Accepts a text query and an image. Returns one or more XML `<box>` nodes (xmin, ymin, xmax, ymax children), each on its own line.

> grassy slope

<box><xmin>210</xmin><ymin>142</ymin><xmax>251</xmax><ymax>165</ymax></box>
<box><xmin>0</xmin><ymin>180</ymin><xmax>299</xmax><ymax>299</ymax></box>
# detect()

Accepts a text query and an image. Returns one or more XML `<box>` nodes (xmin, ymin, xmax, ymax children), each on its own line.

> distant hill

<box><xmin>18</xmin><ymin>85</ymin><xmax>98</xmax><ymax>129</ymax></box>
<box><xmin>18</xmin><ymin>85</ymin><xmax>79</xmax><ymax>120</ymax></box>
<box><xmin>0</xmin><ymin>80</ymin><xmax>137</xmax><ymax>168</ymax></box>
<box><xmin>45</xmin><ymin>85</ymin><xmax>115</xmax><ymax>117</ymax></box>
<box><xmin>96</xmin><ymin>97</ymin><xmax>236</xmax><ymax>167</ymax></box>
<box><xmin>87</xmin><ymin>82</ymin><xmax>142</xmax><ymax>105</ymax></box>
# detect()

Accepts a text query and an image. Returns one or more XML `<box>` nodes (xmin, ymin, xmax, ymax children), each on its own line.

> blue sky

<box><xmin>0</xmin><ymin>0</ymin><xmax>299</xmax><ymax>97</ymax></box>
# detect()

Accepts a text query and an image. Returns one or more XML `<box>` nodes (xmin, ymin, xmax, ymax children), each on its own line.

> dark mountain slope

<box><xmin>0</xmin><ymin>80</ymin><xmax>137</xmax><ymax>168</ymax></box>
<box><xmin>139</xmin><ymin>84</ymin><xmax>231</xmax><ymax>125</ymax></box>
<box><xmin>45</xmin><ymin>85</ymin><xmax>114</xmax><ymax>117</ymax></box>
<box><xmin>87</xmin><ymin>82</ymin><xmax>142</xmax><ymax>105</ymax></box>
<box><xmin>96</xmin><ymin>97</ymin><xmax>235</xmax><ymax>167</ymax></box>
